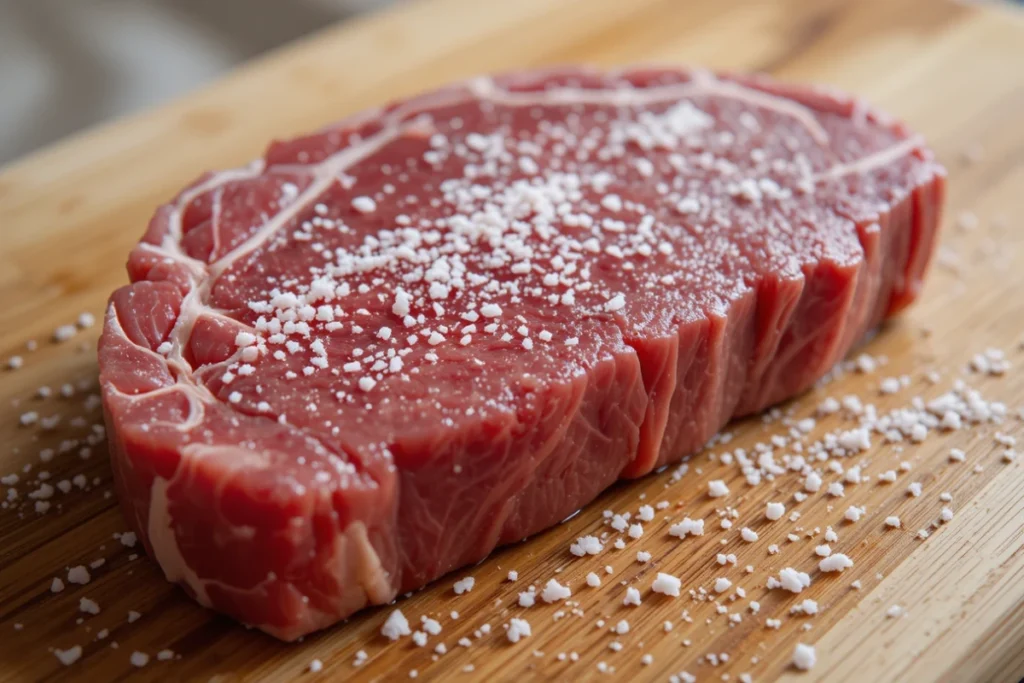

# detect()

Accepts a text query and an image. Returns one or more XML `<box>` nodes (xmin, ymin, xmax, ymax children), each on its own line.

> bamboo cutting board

<box><xmin>1</xmin><ymin>0</ymin><xmax>1024</xmax><ymax>680</ymax></box>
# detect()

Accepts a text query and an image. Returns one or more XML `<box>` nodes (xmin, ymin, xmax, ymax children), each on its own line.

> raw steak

<box><xmin>98</xmin><ymin>66</ymin><xmax>944</xmax><ymax>640</ymax></box>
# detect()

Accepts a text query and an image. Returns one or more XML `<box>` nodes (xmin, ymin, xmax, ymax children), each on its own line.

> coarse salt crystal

<box><xmin>708</xmin><ymin>480</ymin><xmax>729</xmax><ymax>497</ymax></box>
<box><xmin>67</xmin><ymin>566</ymin><xmax>90</xmax><ymax>585</ymax></box>
<box><xmin>54</xmin><ymin>646</ymin><xmax>83</xmax><ymax>666</ymax></box>
<box><xmin>382</xmin><ymin>609</ymin><xmax>411</xmax><ymax>640</ymax></box>
<box><xmin>773</xmin><ymin>567</ymin><xmax>812</xmax><ymax>593</ymax></box>
<box><xmin>651</xmin><ymin>573</ymin><xmax>681</xmax><ymax>597</ymax></box>
<box><xmin>351</xmin><ymin>196</ymin><xmax>376</xmax><ymax>213</ymax></box>
<box><xmin>765</xmin><ymin>502</ymin><xmax>786</xmax><ymax>521</ymax></box>
<box><xmin>792</xmin><ymin>643</ymin><xmax>816</xmax><ymax>671</ymax></box>
<box><xmin>570</xmin><ymin>536</ymin><xmax>603</xmax><ymax>556</ymax></box>
<box><xmin>506</xmin><ymin>618</ymin><xmax>531</xmax><ymax>643</ymax></box>
<box><xmin>668</xmin><ymin>517</ymin><xmax>704</xmax><ymax>538</ymax></box>
<box><xmin>540</xmin><ymin>579</ymin><xmax>571</xmax><ymax>603</ymax></box>
<box><xmin>819</xmin><ymin>553</ymin><xmax>854</xmax><ymax>572</ymax></box>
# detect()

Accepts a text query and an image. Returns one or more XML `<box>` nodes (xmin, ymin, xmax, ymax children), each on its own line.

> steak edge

<box><xmin>98</xmin><ymin>66</ymin><xmax>945</xmax><ymax>639</ymax></box>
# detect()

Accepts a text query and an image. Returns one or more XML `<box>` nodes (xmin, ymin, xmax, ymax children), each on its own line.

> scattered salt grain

<box><xmin>79</xmin><ymin>597</ymin><xmax>100</xmax><ymax>615</ymax></box>
<box><xmin>819</xmin><ymin>554</ymin><xmax>854</xmax><ymax>572</ymax></box>
<box><xmin>67</xmin><ymin>566</ymin><xmax>90</xmax><ymax>585</ymax></box>
<box><xmin>792</xmin><ymin>643</ymin><xmax>816</xmax><ymax>671</ymax></box>
<box><xmin>506</xmin><ymin>618</ymin><xmax>531</xmax><ymax>643</ymax></box>
<box><xmin>54</xmin><ymin>325</ymin><xmax>77</xmax><ymax>342</ymax></box>
<box><xmin>540</xmin><ymin>579</ymin><xmax>571</xmax><ymax>603</ymax></box>
<box><xmin>351</xmin><ymin>196</ymin><xmax>377</xmax><ymax>213</ymax></box>
<box><xmin>791</xmin><ymin>599</ymin><xmax>819</xmax><ymax>616</ymax></box>
<box><xmin>382</xmin><ymin>609</ymin><xmax>411</xmax><ymax>640</ymax></box>
<box><xmin>650</xmin><ymin>573</ymin><xmax>681</xmax><ymax>598</ymax></box>
<box><xmin>668</xmin><ymin>517</ymin><xmax>704</xmax><ymax>538</ymax></box>
<box><xmin>765</xmin><ymin>502</ymin><xmax>786</xmax><ymax>521</ymax></box>
<box><xmin>708</xmin><ymin>480</ymin><xmax>729</xmax><ymax>498</ymax></box>
<box><xmin>54</xmin><ymin>646</ymin><xmax>82</xmax><ymax>666</ymax></box>
<box><xmin>770</xmin><ymin>567</ymin><xmax>811</xmax><ymax>593</ymax></box>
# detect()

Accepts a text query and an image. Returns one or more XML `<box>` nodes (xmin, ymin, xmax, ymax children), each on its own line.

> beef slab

<box><xmin>98</xmin><ymin>67</ymin><xmax>944</xmax><ymax>640</ymax></box>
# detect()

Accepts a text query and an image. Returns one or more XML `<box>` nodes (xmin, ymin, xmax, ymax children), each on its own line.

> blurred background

<box><xmin>0</xmin><ymin>0</ymin><xmax>398</xmax><ymax>165</ymax></box>
<box><xmin>0</xmin><ymin>0</ymin><xmax>1015</xmax><ymax>167</ymax></box>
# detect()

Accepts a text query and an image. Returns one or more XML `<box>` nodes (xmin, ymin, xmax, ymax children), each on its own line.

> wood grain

<box><xmin>1</xmin><ymin>0</ymin><xmax>1023</xmax><ymax>681</ymax></box>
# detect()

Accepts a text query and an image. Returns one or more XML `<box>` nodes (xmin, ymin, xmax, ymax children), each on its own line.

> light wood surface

<box><xmin>2</xmin><ymin>0</ymin><xmax>1023</xmax><ymax>681</ymax></box>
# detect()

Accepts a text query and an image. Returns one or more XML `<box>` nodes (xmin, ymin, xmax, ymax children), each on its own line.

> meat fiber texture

<box><xmin>98</xmin><ymin>66</ymin><xmax>945</xmax><ymax>640</ymax></box>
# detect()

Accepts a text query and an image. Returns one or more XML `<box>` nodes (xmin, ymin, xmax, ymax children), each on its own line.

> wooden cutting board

<box><xmin>2</xmin><ymin>0</ymin><xmax>1023</xmax><ymax>680</ymax></box>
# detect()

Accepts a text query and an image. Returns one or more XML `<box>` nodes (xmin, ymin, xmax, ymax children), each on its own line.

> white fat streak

<box><xmin>209</xmin><ymin>184</ymin><xmax>224</xmax><ymax>257</ymax></box>
<box><xmin>149</xmin><ymin>475</ymin><xmax>213</xmax><ymax>607</ymax></box>
<box><xmin>813</xmin><ymin>135</ymin><xmax>925</xmax><ymax>182</ymax></box>
<box><xmin>148</xmin><ymin>444</ymin><xmax>279</xmax><ymax>609</ymax></box>
<box><xmin>133</xmin><ymin>241</ymin><xmax>208</xmax><ymax>280</ymax></box>
<box><xmin>104</xmin><ymin>381</ymin><xmax>207</xmax><ymax>433</ymax></box>
<box><xmin>156</xmin><ymin>164</ymin><xmax>264</xmax><ymax>272</ymax></box>
<box><xmin>155</xmin><ymin>106</ymin><xmax>460</xmax><ymax>389</ymax></box>
<box><xmin>208</xmin><ymin>113</ymin><xmax>435</xmax><ymax>281</ymax></box>
<box><xmin>466</xmin><ymin>69</ymin><xmax>830</xmax><ymax>144</ymax></box>
<box><xmin>104</xmin><ymin>296</ymin><xmax>220</xmax><ymax>411</ymax></box>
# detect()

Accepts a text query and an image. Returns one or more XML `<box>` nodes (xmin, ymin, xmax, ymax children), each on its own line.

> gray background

<box><xmin>0</xmin><ymin>0</ymin><xmax>394</xmax><ymax>166</ymax></box>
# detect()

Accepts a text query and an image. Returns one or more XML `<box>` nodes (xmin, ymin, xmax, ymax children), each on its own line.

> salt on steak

<box><xmin>98</xmin><ymin>66</ymin><xmax>944</xmax><ymax>640</ymax></box>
